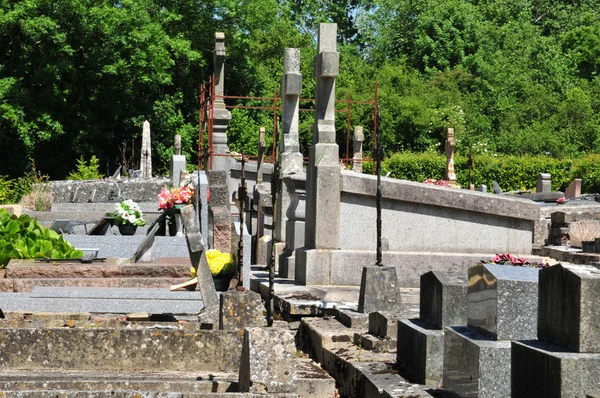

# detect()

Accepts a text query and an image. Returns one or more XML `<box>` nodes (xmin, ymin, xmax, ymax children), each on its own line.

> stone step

<box><xmin>51</xmin><ymin>201</ymin><xmax>161</xmax><ymax>213</ymax></box>
<box><xmin>0</xmin><ymin>369</ymin><xmax>236</xmax><ymax>393</ymax></box>
<box><xmin>0</xmin><ymin>294</ymin><xmax>204</xmax><ymax>315</ymax></box>
<box><xmin>64</xmin><ymin>235</ymin><xmax>188</xmax><ymax>258</ymax></box>
<box><xmin>6</xmin><ymin>261</ymin><xmax>190</xmax><ymax>279</ymax></box>
<box><xmin>0</xmin><ymin>277</ymin><xmax>191</xmax><ymax>292</ymax></box>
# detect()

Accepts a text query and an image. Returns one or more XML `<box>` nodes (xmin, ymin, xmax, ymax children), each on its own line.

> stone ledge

<box><xmin>342</xmin><ymin>172</ymin><xmax>540</xmax><ymax>221</ymax></box>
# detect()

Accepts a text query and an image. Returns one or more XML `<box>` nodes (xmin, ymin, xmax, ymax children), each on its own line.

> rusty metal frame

<box><xmin>199</xmin><ymin>74</ymin><xmax>379</xmax><ymax>171</ymax></box>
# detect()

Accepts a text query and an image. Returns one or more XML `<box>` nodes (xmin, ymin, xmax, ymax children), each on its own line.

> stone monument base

<box><xmin>512</xmin><ymin>340</ymin><xmax>600</xmax><ymax>398</ymax></box>
<box><xmin>443</xmin><ymin>326</ymin><xmax>511</xmax><ymax>398</ymax></box>
<box><xmin>357</xmin><ymin>265</ymin><xmax>402</xmax><ymax>314</ymax></box>
<box><xmin>397</xmin><ymin>319</ymin><xmax>444</xmax><ymax>385</ymax></box>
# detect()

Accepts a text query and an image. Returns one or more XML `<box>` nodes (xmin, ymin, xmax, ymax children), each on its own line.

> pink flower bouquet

<box><xmin>157</xmin><ymin>186</ymin><xmax>195</xmax><ymax>210</ymax></box>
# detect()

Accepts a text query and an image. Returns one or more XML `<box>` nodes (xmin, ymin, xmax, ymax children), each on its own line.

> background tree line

<box><xmin>2</xmin><ymin>0</ymin><xmax>600</xmax><ymax>179</ymax></box>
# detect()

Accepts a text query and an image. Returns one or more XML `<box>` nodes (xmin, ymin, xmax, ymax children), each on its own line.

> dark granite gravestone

<box><xmin>538</xmin><ymin>263</ymin><xmax>600</xmax><ymax>353</ymax></box>
<box><xmin>468</xmin><ymin>263</ymin><xmax>539</xmax><ymax>341</ymax></box>
<box><xmin>420</xmin><ymin>271</ymin><xmax>468</xmax><ymax>328</ymax></box>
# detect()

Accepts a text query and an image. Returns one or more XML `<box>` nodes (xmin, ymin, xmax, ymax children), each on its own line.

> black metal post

<box><xmin>376</xmin><ymin>110</ymin><xmax>383</xmax><ymax>266</ymax></box>
<box><xmin>237</xmin><ymin>152</ymin><xmax>247</xmax><ymax>288</ymax></box>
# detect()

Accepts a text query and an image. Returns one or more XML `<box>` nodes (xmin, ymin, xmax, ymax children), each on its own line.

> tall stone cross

<box><xmin>444</xmin><ymin>128</ymin><xmax>456</xmax><ymax>183</ymax></box>
<box><xmin>140</xmin><ymin>120</ymin><xmax>152</xmax><ymax>179</ymax></box>
<box><xmin>275</xmin><ymin>48</ymin><xmax>304</xmax><ymax>244</ymax></box>
<box><xmin>304</xmin><ymin>23</ymin><xmax>341</xmax><ymax>250</ymax></box>
<box><xmin>210</xmin><ymin>32</ymin><xmax>233</xmax><ymax>172</ymax></box>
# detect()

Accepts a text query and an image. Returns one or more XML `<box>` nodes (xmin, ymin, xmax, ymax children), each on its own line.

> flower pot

<box><xmin>582</xmin><ymin>240</ymin><xmax>596</xmax><ymax>253</ymax></box>
<box><xmin>118</xmin><ymin>224</ymin><xmax>137</xmax><ymax>236</ymax></box>
<box><xmin>213</xmin><ymin>275</ymin><xmax>233</xmax><ymax>292</ymax></box>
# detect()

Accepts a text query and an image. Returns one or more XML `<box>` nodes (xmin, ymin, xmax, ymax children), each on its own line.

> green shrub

<box><xmin>0</xmin><ymin>209</ymin><xmax>83</xmax><ymax>268</ymax></box>
<box><xmin>0</xmin><ymin>176</ymin><xmax>13</xmax><ymax>204</ymax></box>
<box><xmin>380</xmin><ymin>152</ymin><xmax>600</xmax><ymax>193</ymax></box>
<box><xmin>67</xmin><ymin>156</ymin><xmax>104</xmax><ymax>180</ymax></box>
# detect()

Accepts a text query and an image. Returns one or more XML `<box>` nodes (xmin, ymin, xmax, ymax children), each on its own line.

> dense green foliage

<box><xmin>2</xmin><ymin>0</ymin><xmax>600</xmax><ymax>182</ymax></box>
<box><xmin>383</xmin><ymin>152</ymin><xmax>600</xmax><ymax>194</ymax></box>
<box><xmin>0</xmin><ymin>209</ymin><xmax>83</xmax><ymax>267</ymax></box>
<box><xmin>66</xmin><ymin>156</ymin><xmax>104</xmax><ymax>180</ymax></box>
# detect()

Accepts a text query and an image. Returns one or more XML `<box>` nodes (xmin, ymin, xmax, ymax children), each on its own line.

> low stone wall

<box><xmin>48</xmin><ymin>178</ymin><xmax>169</xmax><ymax>203</ymax></box>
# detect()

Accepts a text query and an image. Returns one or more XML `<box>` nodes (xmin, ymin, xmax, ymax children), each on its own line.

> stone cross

<box><xmin>275</xmin><ymin>48</ymin><xmax>304</xmax><ymax>246</ymax></box>
<box><xmin>280</xmin><ymin>48</ymin><xmax>303</xmax><ymax>175</ymax></box>
<box><xmin>210</xmin><ymin>32</ymin><xmax>233</xmax><ymax>173</ymax></box>
<box><xmin>174</xmin><ymin>134</ymin><xmax>181</xmax><ymax>156</ymax></box>
<box><xmin>140</xmin><ymin>120</ymin><xmax>152</xmax><ymax>179</ymax></box>
<box><xmin>444</xmin><ymin>128</ymin><xmax>456</xmax><ymax>182</ymax></box>
<box><xmin>353</xmin><ymin>126</ymin><xmax>364</xmax><ymax>173</ymax></box>
<box><xmin>257</xmin><ymin>127</ymin><xmax>266</xmax><ymax>184</ymax></box>
<box><xmin>304</xmin><ymin>23</ymin><xmax>341</xmax><ymax>250</ymax></box>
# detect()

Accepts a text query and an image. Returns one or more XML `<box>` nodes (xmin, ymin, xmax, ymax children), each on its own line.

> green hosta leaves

<box><xmin>0</xmin><ymin>208</ymin><xmax>82</xmax><ymax>267</ymax></box>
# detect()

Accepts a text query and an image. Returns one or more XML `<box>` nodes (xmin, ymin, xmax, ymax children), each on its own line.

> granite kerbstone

<box><xmin>48</xmin><ymin>178</ymin><xmax>169</xmax><ymax>203</ymax></box>
<box><xmin>368</xmin><ymin>311</ymin><xmax>401</xmax><ymax>338</ymax></box>
<box><xmin>443</xmin><ymin>326</ymin><xmax>512</xmax><ymax>398</ymax></box>
<box><xmin>351</xmin><ymin>362</ymin><xmax>432</xmax><ymax>398</ymax></box>
<box><xmin>335</xmin><ymin>309</ymin><xmax>369</xmax><ymax>329</ymax></box>
<box><xmin>238</xmin><ymin>327</ymin><xmax>297</xmax><ymax>394</ymax></box>
<box><xmin>29</xmin><ymin>287</ymin><xmax>202</xmax><ymax>300</ymax></box>
<box><xmin>468</xmin><ymin>263</ymin><xmax>539</xmax><ymax>341</ymax></box>
<box><xmin>219</xmin><ymin>290</ymin><xmax>264</xmax><ymax>330</ymax></box>
<box><xmin>538</xmin><ymin>263</ymin><xmax>600</xmax><ymax>353</ymax></box>
<box><xmin>6</xmin><ymin>261</ymin><xmax>189</xmax><ymax>279</ymax></box>
<box><xmin>0</xmin><ymin>294</ymin><xmax>203</xmax><ymax>315</ymax></box>
<box><xmin>358</xmin><ymin>265</ymin><xmax>402</xmax><ymax>314</ymax></box>
<box><xmin>420</xmin><ymin>271</ymin><xmax>467</xmax><ymax>328</ymax></box>
<box><xmin>512</xmin><ymin>340</ymin><xmax>600</xmax><ymax>398</ymax></box>
<box><xmin>0</xmin><ymin>328</ymin><xmax>242</xmax><ymax>372</ymax></box>
<box><xmin>9</xmin><ymin>277</ymin><xmax>190</xmax><ymax>293</ymax></box>
<box><xmin>397</xmin><ymin>319</ymin><xmax>444</xmax><ymax>386</ymax></box>
<box><xmin>64</xmin><ymin>235</ymin><xmax>188</xmax><ymax>259</ymax></box>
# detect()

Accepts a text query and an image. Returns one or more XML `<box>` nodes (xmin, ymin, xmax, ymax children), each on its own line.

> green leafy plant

<box><xmin>0</xmin><ymin>209</ymin><xmax>84</xmax><ymax>267</ymax></box>
<box><xmin>67</xmin><ymin>156</ymin><xmax>104</xmax><ymax>180</ymax></box>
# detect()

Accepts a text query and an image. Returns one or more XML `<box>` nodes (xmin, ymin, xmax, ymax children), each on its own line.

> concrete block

<box><xmin>238</xmin><ymin>327</ymin><xmax>297</xmax><ymax>393</ymax></box>
<box><xmin>295</xmin><ymin>249</ymin><xmax>331</xmax><ymax>285</ymax></box>
<box><xmin>169</xmin><ymin>155</ymin><xmax>187</xmax><ymax>187</ymax></box>
<box><xmin>368</xmin><ymin>311</ymin><xmax>401</xmax><ymax>339</ymax></box>
<box><xmin>512</xmin><ymin>340</ymin><xmax>600</xmax><ymax>398</ymax></box>
<box><xmin>420</xmin><ymin>271</ymin><xmax>467</xmax><ymax>329</ymax></box>
<box><xmin>219</xmin><ymin>290</ymin><xmax>264</xmax><ymax>330</ymax></box>
<box><xmin>468</xmin><ymin>263</ymin><xmax>539</xmax><ymax>340</ymax></box>
<box><xmin>295</xmin><ymin>358</ymin><xmax>336</xmax><ymax>398</ymax></box>
<box><xmin>538</xmin><ymin>264</ymin><xmax>600</xmax><ymax>353</ymax></box>
<box><xmin>353</xmin><ymin>332</ymin><xmax>395</xmax><ymax>353</ymax></box>
<box><xmin>358</xmin><ymin>265</ymin><xmax>402</xmax><ymax>314</ymax></box>
<box><xmin>232</xmin><ymin>222</ymin><xmax>251</xmax><ymax>289</ymax></box>
<box><xmin>443</xmin><ymin>326</ymin><xmax>511</xmax><ymax>398</ymax></box>
<box><xmin>397</xmin><ymin>319</ymin><xmax>444</xmax><ymax>386</ymax></box>
<box><xmin>335</xmin><ymin>309</ymin><xmax>369</xmax><ymax>329</ymax></box>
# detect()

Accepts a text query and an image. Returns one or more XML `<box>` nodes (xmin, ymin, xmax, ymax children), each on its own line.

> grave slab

<box><xmin>420</xmin><ymin>271</ymin><xmax>467</xmax><ymax>328</ymax></box>
<box><xmin>512</xmin><ymin>340</ymin><xmax>600</xmax><ymax>398</ymax></box>
<box><xmin>238</xmin><ymin>327</ymin><xmax>297</xmax><ymax>394</ymax></box>
<box><xmin>397</xmin><ymin>319</ymin><xmax>444</xmax><ymax>386</ymax></box>
<box><xmin>443</xmin><ymin>326</ymin><xmax>511</xmax><ymax>398</ymax></box>
<box><xmin>538</xmin><ymin>263</ymin><xmax>600</xmax><ymax>353</ymax></box>
<box><xmin>468</xmin><ymin>263</ymin><xmax>539</xmax><ymax>340</ymax></box>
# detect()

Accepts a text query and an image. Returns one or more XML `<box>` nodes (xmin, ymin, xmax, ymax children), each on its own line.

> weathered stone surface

<box><xmin>368</xmin><ymin>311</ymin><xmax>401</xmax><ymax>339</ymax></box>
<box><xmin>353</xmin><ymin>332</ymin><xmax>395</xmax><ymax>353</ymax></box>
<box><xmin>211</xmin><ymin>206</ymin><xmax>232</xmax><ymax>253</ymax></box>
<box><xmin>420</xmin><ymin>271</ymin><xmax>467</xmax><ymax>328</ymax></box>
<box><xmin>0</xmin><ymin>328</ymin><xmax>242</xmax><ymax>372</ymax></box>
<box><xmin>48</xmin><ymin>179</ymin><xmax>168</xmax><ymax>203</ymax></box>
<box><xmin>468</xmin><ymin>263</ymin><xmax>539</xmax><ymax>341</ymax></box>
<box><xmin>295</xmin><ymin>358</ymin><xmax>336</xmax><ymax>398</ymax></box>
<box><xmin>170</xmin><ymin>155</ymin><xmax>187</xmax><ymax>187</ymax></box>
<box><xmin>397</xmin><ymin>319</ymin><xmax>444</xmax><ymax>386</ymax></box>
<box><xmin>6</xmin><ymin>260</ymin><xmax>189</xmax><ymax>279</ymax></box>
<box><xmin>358</xmin><ymin>265</ymin><xmax>402</xmax><ymax>314</ymax></box>
<box><xmin>296</xmin><ymin>317</ymin><xmax>365</xmax><ymax>364</ymax></box>
<box><xmin>9</xmin><ymin>277</ymin><xmax>190</xmax><ymax>293</ymax></box>
<box><xmin>538</xmin><ymin>263</ymin><xmax>600</xmax><ymax>353</ymax></box>
<box><xmin>219</xmin><ymin>290</ymin><xmax>264</xmax><ymax>330</ymax></box>
<box><xmin>512</xmin><ymin>340</ymin><xmax>600</xmax><ymax>398</ymax></box>
<box><xmin>232</xmin><ymin>221</ymin><xmax>251</xmax><ymax>289</ymax></box>
<box><xmin>443</xmin><ymin>326</ymin><xmax>511</xmax><ymax>398</ymax></box>
<box><xmin>238</xmin><ymin>327</ymin><xmax>297</xmax><ymax>393</ymax></box>
<box><xmin>335</xmin><ymin>309</ymin><xmax>369</xmax><ymax>329</ymax></box>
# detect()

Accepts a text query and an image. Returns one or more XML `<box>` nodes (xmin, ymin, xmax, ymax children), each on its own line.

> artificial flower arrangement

<box><xmin>190</xmin><ymin>249</ymin><xmax>236</xmax><ymax>277</ymax></box>
<box><xmin>157</xmin><ymin>185</ymin><xmax>195</xmax><ymax>210</ymax></box>
<box><xmin>483</xmin><ymin>252</ymin><xmax>551</xmax><ymax>269</ymax></box>
<box><xmin>109</xmin><ymin>199</ymin><xmax>147</xmax><ymax>226</ymax></box>
<box><xmin>423</xmin><ymin>179</ymin><xmax>460</xmax><ymax>188</ymax></box>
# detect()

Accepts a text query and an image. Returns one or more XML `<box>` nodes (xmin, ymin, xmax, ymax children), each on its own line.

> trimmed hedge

<box><xmin>380</xmin><ymin>152</ymin><xmax>600</xmax><ymax>193</ymax></box>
